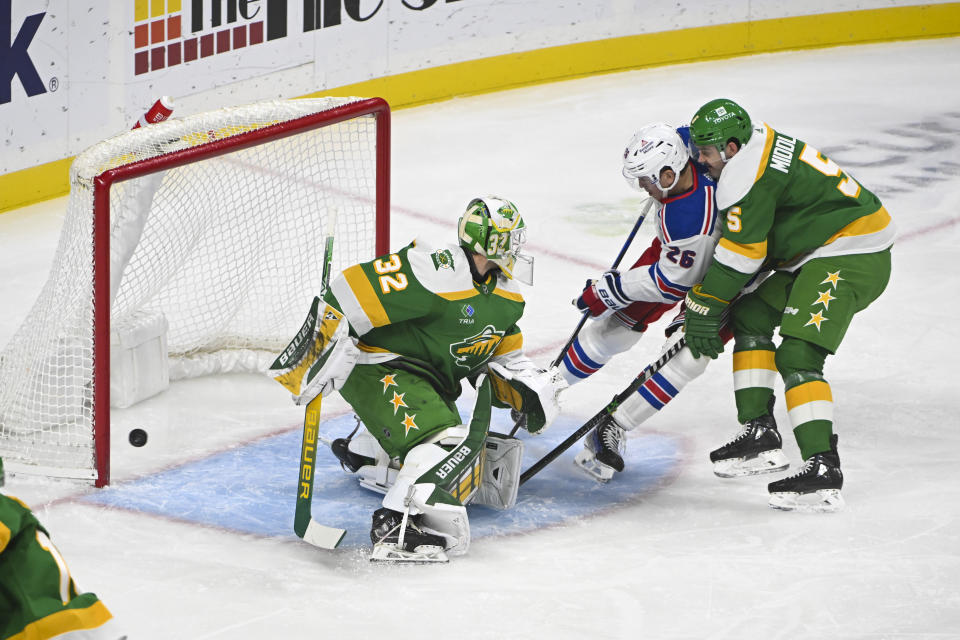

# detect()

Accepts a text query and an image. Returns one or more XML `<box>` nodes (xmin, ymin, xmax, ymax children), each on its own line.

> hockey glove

<box><xmin>270</xmin><ymin>297</ymin><xmax>360</xmax><ymax>404</ymax></box>
<box><xmin>488</xmin><ymin>361</ymin><xmax>567</xmax><ymax>434</ymax></box>
<box><xmin>682</xmin><ymin>285</ymin><xmax>729</xmax><ymax>360</ymax></box>
<box><xmin>574</xmin><ymin>270</ymin><xmax>632</xmax><ymax>316</ymax></box>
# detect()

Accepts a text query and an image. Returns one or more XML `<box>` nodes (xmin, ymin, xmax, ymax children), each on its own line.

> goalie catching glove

<box><xmin>269</xmin><ymin>296</ymin><xmax>360</xmax><ymax>404</ymax></box>
<box><xmin>487</xmin><ymin>356</ymin><xmax>567</xmax><ymax>434</ymax></box>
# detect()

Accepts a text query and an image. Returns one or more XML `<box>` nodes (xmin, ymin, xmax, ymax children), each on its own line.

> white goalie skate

<box><xmin>369</xmin><ymin>543</ymin><xmax>449</xmax><ymax>564</ymax></box>
<box><xmin>369</xmin><ymin>507</ymin><xmax>450</xmax><ymax>564</ymax></box>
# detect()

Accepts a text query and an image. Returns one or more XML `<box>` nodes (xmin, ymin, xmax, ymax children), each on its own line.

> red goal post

<box><xmin>0</xmin><ymin>97</ymin><xmax>390</xmax><ymax>487</ymax></box>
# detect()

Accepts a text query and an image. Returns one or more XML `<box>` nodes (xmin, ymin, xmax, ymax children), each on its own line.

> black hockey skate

<box><xmin>330</xmin><ymin>418</ymin><xmax>373</xmax><ymax>472</ymax></box>
<box><xmin>331</xmin><ymin>438</ymin><xmax>372</xmax><ymax>473</ymax></box>
<box><xmin>573</xmin><ymin>414</ymin><xmax>625</xmax><ymax>483</ymax></box>
<box><xmin>369</xmin><ymin>507</ymin><xmax>448</xmax><ymax>563</ymax></box>
<box><xmin>710</xmin><ymin>398</ymin><xmax>789</xmax><ymax>478</ymax></box>
<box><xmin>768</xmin><ymin>435</ymin><xmax>844</xmax><ymax>513</ymax></box>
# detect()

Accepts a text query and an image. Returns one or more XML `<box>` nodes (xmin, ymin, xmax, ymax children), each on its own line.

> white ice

<box><xmin>2</xmin><ymin>38</ymin><xmax>960</xmax><ymax>638</ymax></box>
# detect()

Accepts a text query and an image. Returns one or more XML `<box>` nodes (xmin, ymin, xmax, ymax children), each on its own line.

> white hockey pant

<box><xmin>611</xmin><ymin>332</ymin><xmax>712</xmax><ymax>431</ymax></box>
<box><xmin>561</xmin><ymin>315</ymin><xmax>642</xmax><ymax>386</ymax></box>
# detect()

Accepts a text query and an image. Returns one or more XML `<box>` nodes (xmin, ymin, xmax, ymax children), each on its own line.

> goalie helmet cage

<box><xmin>0</xmin><ymin>97</ymin><xmax>390</xmax><ymax>487</ymax></box>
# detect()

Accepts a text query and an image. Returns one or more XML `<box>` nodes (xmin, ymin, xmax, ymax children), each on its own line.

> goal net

<box><xmin>0</xmin><ymin>97</ymin><xmax>390</xmax><ymax>486</ymax></box>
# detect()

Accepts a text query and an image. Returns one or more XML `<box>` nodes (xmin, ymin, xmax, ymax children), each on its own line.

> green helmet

<box><xmin>689</xmin><ymin>98</ymin><xmax>753</xmax><ymax>154</ymax></box>
<box><xmin>458</xmin><ymin>196</ymin><xmax>533</xmax><ymax>284</ymax></box>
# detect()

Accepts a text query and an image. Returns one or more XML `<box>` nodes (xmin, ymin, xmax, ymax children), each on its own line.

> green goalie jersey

<box><xmin>703</xmin><ymin>122</ymin><xmax>897</xmax><ymax>298</ymax></box>
<box><xmin>325</xmin><ymin>238</ymin><xmax>526</xmax><ymax>400</ymax></box>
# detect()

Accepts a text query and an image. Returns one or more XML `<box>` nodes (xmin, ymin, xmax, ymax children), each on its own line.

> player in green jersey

<box><xmin>683</xmin><ymin>98</ymin><xmax>895</xmax><ymax>512</ymax></box>
<box><xmin>0</xmin><ymin>458</ymin><xmax>125</xmax><ymax>640</ymax></box>
<box><xmin>272</xmin><ymin>197</ymin><xmax>565</xmax><ymax>562</ymax></box>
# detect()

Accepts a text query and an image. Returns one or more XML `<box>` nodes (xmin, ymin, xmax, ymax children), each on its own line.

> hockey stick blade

<box><xmin>301</xmin><ymin>519</ymin><xmax>346</xmax><ymax>549</ymax></box>
<box><xmin>293</xmin><ymin>379</ymin><xmax>347</xmax><ymax>549</ymax></box>
<box><xmin>519</xmin><ymin>335</ymin><xmax>687</xmax><ymax>486</ymax></box>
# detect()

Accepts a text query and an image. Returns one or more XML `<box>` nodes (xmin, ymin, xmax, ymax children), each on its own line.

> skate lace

<box><xmin>601</xmin><ymin>422</ymin><xmax>625</xmax><ymax>450</ymax></box>
<box><xmin>783</xmin><ymin>458</ymin><xmax>815</xmax><ymax>480</ymax></box>
<box><xmin>723</xmin><ymin>424</ymin><xmax>752</xmax><ymax>446</ymax></box>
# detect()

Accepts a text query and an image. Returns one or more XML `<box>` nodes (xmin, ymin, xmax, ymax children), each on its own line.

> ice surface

<box><xmin>2</xmin><ymin>38</ymin><xmax>959</xmax><ymax>638</ymax></box>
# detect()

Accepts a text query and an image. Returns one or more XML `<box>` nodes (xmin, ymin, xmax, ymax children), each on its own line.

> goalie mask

<box><xmin>458</xmin><ymin>196</ymin><xmax>534</xmax><ymax>285</ymax></box>
<box><xmin>622</xmin><ymin>123</ymin><xmax>689</xmax><ymax>198</ymax></box>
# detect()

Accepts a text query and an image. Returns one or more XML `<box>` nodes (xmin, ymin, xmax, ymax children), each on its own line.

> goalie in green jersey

<box><xmin>684</xmin><ymin>98</ymin><xmax>895</xmax><ymax>513</ymax></box>
<box><xmin>0</xmin><ymin>458</ymin><xmax>124</xmax><ymax>640</ymax></box>
<box><xmin>271</xmin><ymin>197</ymin><xmax>565</xmax><ymax>562</ymax></box>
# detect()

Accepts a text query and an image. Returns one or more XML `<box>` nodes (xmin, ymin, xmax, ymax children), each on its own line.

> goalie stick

<box><xmin>509</xmin><ymin>196</ymin><xmax>657</xmax><ymax>437</ymax></box>
<box><xmin>291</xmin><ymin>210</ymin><xmax>347</xmax><ymax>549</ymax></box>
<box><xmin>518</xmin><ymin>335</ymin><xmax>687</xmax><ymax>486</ymax></box>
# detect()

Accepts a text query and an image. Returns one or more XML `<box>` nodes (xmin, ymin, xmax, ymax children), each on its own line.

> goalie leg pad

<box><xmin>471</xmin><ymin>432</ymin><xmax>524</xmax><ymax>510</ymax></box>
<box><xmin>380</xmin><ymin>443</ymin><xmax>474</xmax><ymax>556</ymax></box>
<box><xmin>378</xmin><ymin>376</ymin><xmax>493</xmax><ymax>556</ymax></box>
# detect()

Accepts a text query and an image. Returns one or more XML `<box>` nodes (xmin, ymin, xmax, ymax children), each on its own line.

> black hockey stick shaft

<box><xmin>508</xmin><ymin>197</ymin><xmax>656</xmax><ymax>438</ymax></box>
<box><xmin>518</xmin><ymin>335</ymin><xmax>686</xmax><ymax>486</ymax></box>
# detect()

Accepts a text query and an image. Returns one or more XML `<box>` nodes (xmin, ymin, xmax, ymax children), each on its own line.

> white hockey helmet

<box><xmin>458</xmin><ymin>196</ymin><xmax>533</xmax><ymax>285</ymax></box>
<box><xmin>622</xmin><ymin>123</ymin><xmax>689</xmax><ymax>197</ymax></box>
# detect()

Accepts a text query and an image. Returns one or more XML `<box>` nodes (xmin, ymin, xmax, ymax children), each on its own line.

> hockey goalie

<box><xmin>271</xmin><ymin>197</ymin><xmax>565</xmax><ymax>562</ymax></box>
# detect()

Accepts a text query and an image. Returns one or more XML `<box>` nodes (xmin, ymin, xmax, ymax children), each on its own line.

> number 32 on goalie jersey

<box><xmin>373</xmin><ymin>254</ymin><xmax>408</xmax><ymax>293</ymax></box>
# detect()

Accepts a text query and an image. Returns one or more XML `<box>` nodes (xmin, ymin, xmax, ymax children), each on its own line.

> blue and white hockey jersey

<box><xmin>619</xmin><ymin>169</ymin><xmax>721</xmax><ymax>303</ymax></box>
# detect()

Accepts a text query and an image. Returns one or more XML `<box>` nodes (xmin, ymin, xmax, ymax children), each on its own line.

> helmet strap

<box><xmin>463</xmin><ymin>246</ymin><xmax>498</xmax><ymax>285</ymax></box>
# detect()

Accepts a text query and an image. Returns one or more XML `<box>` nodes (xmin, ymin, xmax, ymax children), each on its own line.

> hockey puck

<box><xmin>128</xmin><ymin>428</ymin><xmax>148</xmax><ymax>447</ymax></box>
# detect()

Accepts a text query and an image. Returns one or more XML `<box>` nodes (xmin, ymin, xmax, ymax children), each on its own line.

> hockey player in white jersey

<box><xmin>567</xmin><ymin>124</ymin><xmax>726</xmax><ymax>482</ymax></box>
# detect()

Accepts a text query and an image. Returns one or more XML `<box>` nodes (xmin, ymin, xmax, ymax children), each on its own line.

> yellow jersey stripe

<box><xmin>493</xmin><ymin>332</ymin><xmax>523</xmax><ymax>356</ymax></box>
<box><xmin>357</xmin><ymin>341</ymin><xmax>392</xmax><ymax>354</ymax></box>
<box><xmin>436</xmin><ymin>289</ymin><xmax>479</xmax><ymax>301</ymax></box>
<box><xmin>732</xmin><ymin>349</ymin><xmax>777</xmax><ymax>372</ymax></box>
<box><xmin>785</xmin><ymin>380</ymin><xmax>833</xmax><ymax>410</ymax></box>
<box><xmin>492</xmin><ymin>288</ymin><xmax>524</xmax><ymax>303</ymax></box>
<box><xmin>824</xmin><ymin>206</ymin><xmax>891</xmax><ymax>245</ymax></box>
<box><xmin>9</xmin><ymin>600</ymin><xmax>113</xmax><ymax>640</ymax></box>
<box><xmin>754</xmin><ymin>126</ymin><xmax>777</xmax><ymax>184</ymax></box>
<box><xmin>719</xmin><ymin>237</ymin><xmax>768</xmax><ymax>260</ymax></box>
<box><xmin>343</xmin><ymin>264</ymin><xmax>391</xmax><ymax>328</ymax></box>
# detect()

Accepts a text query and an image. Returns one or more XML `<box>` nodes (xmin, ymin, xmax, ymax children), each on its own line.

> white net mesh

<box><xmin>0</xmin><ymin>97</ymin><xmax>386</xmax><ymax>482</ymax></box>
